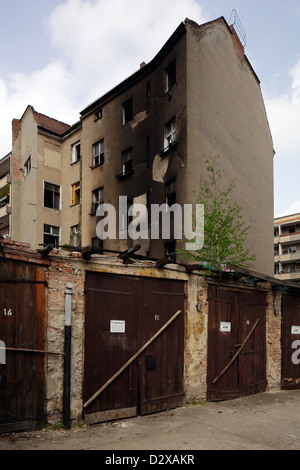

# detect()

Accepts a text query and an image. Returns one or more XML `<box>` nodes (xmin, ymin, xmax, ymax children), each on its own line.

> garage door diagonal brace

<box><xmin>83</xmin><ymin>310</ymin><xmax>182</xmax><ymax>409</ymax></box>
<box><xmin>212</xmin><ymin>318</ymin><xmax>260</xmax><ymax>384</ymax></box>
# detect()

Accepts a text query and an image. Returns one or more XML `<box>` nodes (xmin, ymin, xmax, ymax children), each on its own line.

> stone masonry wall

<box><xmin>45</xmin><ymin>250</ymin><xmax>85</xmax><ymax>425</ymax></box>
<box><xmin>0</xmin><ymin>240</ymin><xmax>286</xmax><ymax>427</ymax></box>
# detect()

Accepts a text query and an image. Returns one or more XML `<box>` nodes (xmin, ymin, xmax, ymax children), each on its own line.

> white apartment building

<box><xmin>274</xmin><ymin>213</ymin><xmax>300</xmax><ymax>282</ymax></box>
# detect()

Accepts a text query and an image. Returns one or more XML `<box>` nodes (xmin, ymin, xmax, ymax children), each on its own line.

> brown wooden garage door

<box><xmin>207</xmin><ymin>285</ymin><xmax>267</xmax><ymax>401</ymax></box>
<box><xmin>281</xmin><ymin>294</ymin><xmax>300</xmax><ymax>389</ymax></box>
<box><xmin>0</xmin><ymin>261</ymin><xmax>46</xmax><ymax>433</ymax></box>
<box><xmin>83</xmin><ymin>272</ymin><xmax>185</xmax><ymax>423</ymax></box>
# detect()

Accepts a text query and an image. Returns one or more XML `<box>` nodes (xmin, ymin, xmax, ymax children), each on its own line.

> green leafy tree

<box><xmin>179</xmin><ymin>156</ymin><xmax>256</xmax><ymax>273</ymax></box>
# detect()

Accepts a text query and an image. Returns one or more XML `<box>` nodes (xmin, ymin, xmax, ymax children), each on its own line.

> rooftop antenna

<box><xmin>229</xmin><ymin>9</ymin><xmax>246</xmax><ymax>47</ymax></box>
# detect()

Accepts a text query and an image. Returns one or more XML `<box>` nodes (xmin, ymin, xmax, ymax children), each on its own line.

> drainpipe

<box><xmin>63</xmin><ymin>282</ymin><xmax>73</xmax><ymax>429</ymax></box>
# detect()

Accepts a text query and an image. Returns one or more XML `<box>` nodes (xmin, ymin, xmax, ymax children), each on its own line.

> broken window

<box><xmin>44</xmin><ymin>224</ymin><xmax>60</xmax><ymax>247</ymax></box>
<box><xmin>165</xmin><ymin>178</ymin><xmax>176</xmax><ymax>207</ymax></box>
<box><xmin>164</xmin><ymin>117</ymin><xmax>176</xmax><ymax>149</ymax></box>
<box><xmin>44</xmin><ymin>182</ymin><xmax>60</xmax><ymax>210</ymax></box>
<box><xmin>93</xmin><ymin>139</ymin><xmax>104</xmax><ymax>167</ymax></box>
<box><xmin>122</xmin><ymin>98</ymin><xmax>133</xmax><ymax>124</ymax></box>
<box><xmin>165</xmin><ymin>60</ymin><xmax>176</xmax><ymax>92</ymax></box>
<box><xmin>122</xmin><ymin>148</ymin><xmax>133</xmax><ymax>175</ymax></box>
<box><xmin>70</xmin><ymin>225</ymin><xmax>80</xmax><ymax>247</ymax></box>
<box><xmin>92</xmin><ymin>236</ymin><xmax>103</xmax><ymax>253</ymax></box>
<box><xmin>165</xmin><ymin>240</ymin><xmax>176</xmax><ymax>262</ymax></box>
<box><xmin>91</xmin><ymin>186</ymin><xmax>104</xmax><ymax>215</ymax></box>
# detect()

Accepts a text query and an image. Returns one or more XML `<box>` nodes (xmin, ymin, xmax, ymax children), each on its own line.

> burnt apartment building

<box><xmin>10</xmin><ymin>16</ymin><xmax>274</xmax><ymax>276</ymax></box>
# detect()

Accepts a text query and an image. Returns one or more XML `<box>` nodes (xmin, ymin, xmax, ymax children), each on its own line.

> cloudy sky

<box><xmin>1</xmin><ymin>0</ymin><xmax>300</xmax><ymax>217</ymax></box>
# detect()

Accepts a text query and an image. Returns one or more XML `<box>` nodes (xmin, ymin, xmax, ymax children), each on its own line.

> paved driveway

<box><xmin>1</xmin><ymin>390</ymin><xmax>299</xmax><ymax>451</ymax></box>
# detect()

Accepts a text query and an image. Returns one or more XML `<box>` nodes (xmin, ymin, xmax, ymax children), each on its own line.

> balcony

<box><xmin>279</xmin><ymin>232</ymin><xmax>300</xmax><ymax>244</ymax></box>
<box><xmin>0</xmin><ymin>204</ymin><xmax>10</xmax><ymax>219</ymax></box>
<box><xmin>275</xmin><ymin>272</ymin><xmax>300</xmax><ymax>282</ymax></box>
<box><xmin>274</xmin><ymin>252</ymin><xmax>300</xmax><ymax>263</ymax></box>
<box><xmin>0</xmin><ymin>174</ymin><xmax>10</xmax><ymax>192</ymax></box>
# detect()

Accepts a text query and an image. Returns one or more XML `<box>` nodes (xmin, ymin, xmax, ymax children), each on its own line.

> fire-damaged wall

<box><xmin>0</xmin><ymin>239</ymin><xmax>295</xmax><ymax>429</ymax></box>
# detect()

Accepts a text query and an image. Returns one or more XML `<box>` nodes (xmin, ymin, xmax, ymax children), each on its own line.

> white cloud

<box><xmin>277</xmin><ymin>200</ymin><xmax>300</xmax><ymax>218</ymax></box>
<box><xmin>47</xmin><ymin>0</ymin><xmax>207</xmax><ymax>103</ymax></box>
<box><xmin>0</xmin><ymin>61</ymin><xmax>78</xmax><ymax>157</ymax></box>
<box><xmin>0</xmin><ymin>0</ymin><xmax>206</xmax><ymax>157</ymax></box>
<box><xmin>265</xmin><ymin>57</ymin><xmax>300</xmax><ymax>161</ymax></box>
<box><xmin>265</xmin><ymin>58</ymin><xmax>300</xmax><ymax>216</ymax></box>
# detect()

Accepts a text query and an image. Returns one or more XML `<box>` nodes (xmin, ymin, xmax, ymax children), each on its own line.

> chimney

<box><xmin>230</xmin><ymin>25</ymin><xmax>245</xmax><ymax>56</ymax></box>
<box><xmin>229</xmin><ymin>10</ymin><xmax>246</xmax><ymax>56</ymax></box>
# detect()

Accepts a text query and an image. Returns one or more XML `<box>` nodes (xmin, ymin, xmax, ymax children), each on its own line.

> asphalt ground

<box><xmin>0</xmin><ymin>389</ymin><xmax>299</xmax><ymax>456</ymax></box>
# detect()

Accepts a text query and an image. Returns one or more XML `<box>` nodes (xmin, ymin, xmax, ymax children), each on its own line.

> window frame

<box><xmin>91</xmin><ymin>186</ymin><xmax>104</xmax><ymax>215</ymax></box>
<box><xmin>43</xmin><ymin>181</ymin><xmax>61</xmax><ymax>210</ymax></box>
<box><xmin>122</xmin><ymin>147</ymin><xmax>133</xmax><ymax>175</ymax></box>
<box><xmin>70</xmin><ymin>224</ymin><xmax>80</xmax><ymax>247</ymax></box>
<box><xmin>43</xmin><ymin>224</ymin><xmax>60</xmax><ymax>247</ymax></box>
<box><xmin>94</xmin><ymin>108</ymin><xmax>103</xmax><ymax>121</ymax></box>
<box><xmin>122</xmin><ymin>98</ymin><xmax>133</xmax><ymax>124</ymax></box>
<box><xmin>24</xmin><ymin>156</ymin><xmax>31</xmax><ymax>176</ymax></box>
<box><xmin>165</xmin><ymin>59</ymin><xmax>176</xmax><ymax>92</ymax></box>
<box><xmin>71</xmin><ymin>181</ymin><xmax>81</xmax><ymax>206</ymax></box>
<box><xmin>92</xmin><ymin>139</ymin><xmax>104</xmax><ymax>167</ymax></box>
<box><xmin>71</xmin><ymin>141</ymin><xmax>81</xmax><ymax>164</ymax></box>
<box><xmin>164</xmin><ymin>117</ymin><xmax>176</xmax><ymax>149</ymax></box>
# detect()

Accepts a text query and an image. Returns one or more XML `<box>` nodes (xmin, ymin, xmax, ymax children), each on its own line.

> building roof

<box><xmin>33</xmin><ymin>109</ymin><xmax>71</xmax><ymax>136</ymax></box>
<box><xmin>80</xmin><ymin>16</ymin><xmax>259</xmax><ymax>118</ymax></box>
<box><xmin>274</xmin><ymin>213</ymin><xmax>300</xmax><ymax>225</ymax></box>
